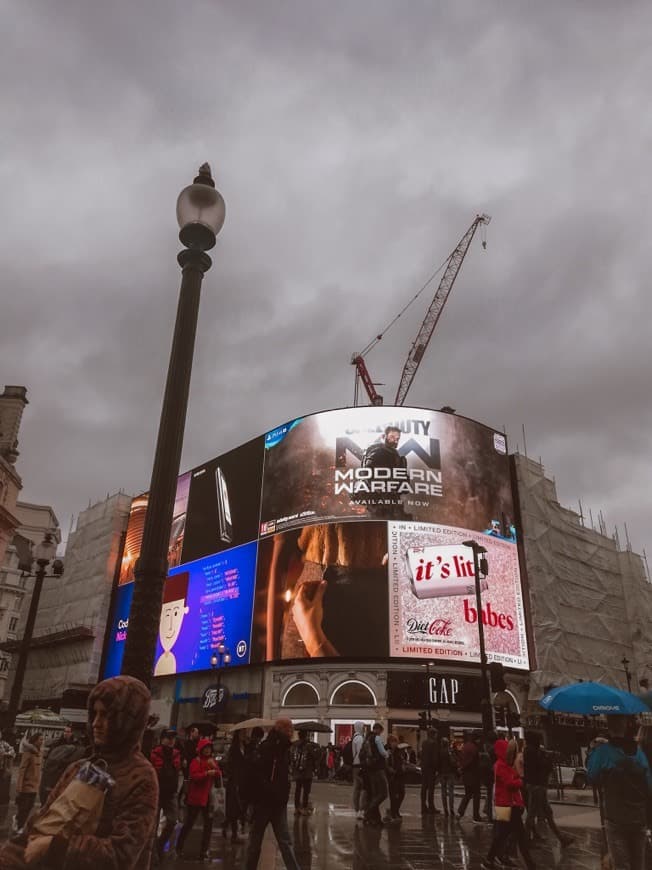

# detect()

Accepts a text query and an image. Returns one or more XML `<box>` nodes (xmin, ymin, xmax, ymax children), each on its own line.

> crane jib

<box><xmin>394</xmin><ymin>214</ymin><xmax>490</xmax><ymax>407</ymax></box>
<box><xmin>352</xmin><ymin>213</ymin><xmax>490</xmax><ymax>408</ymax></box>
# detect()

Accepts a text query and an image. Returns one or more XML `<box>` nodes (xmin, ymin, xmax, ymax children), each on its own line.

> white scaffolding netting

<box><xmin>16</xmin><ymin>493</ymin><xmax>131</xmax><ymax>702</ymax></box>
<box><xmin>514</xmin><ymin>455</ymin><xmax>652</xmax><ymax>700</ymax></box>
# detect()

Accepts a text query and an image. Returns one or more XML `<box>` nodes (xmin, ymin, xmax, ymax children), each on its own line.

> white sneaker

<box><xmin>356</xmin><ymin>812</ymin><xmax>365</xmax><ymax>820</ymax></box>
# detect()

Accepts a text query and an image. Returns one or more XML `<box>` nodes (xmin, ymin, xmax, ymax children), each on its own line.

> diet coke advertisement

<box><xmin>406</xmin><ymin>544</ymin><xmax>489</xmax><ymax>599</ymax></box>
<box><xmin>389</xmin><ymin>521</ymin><xmax>529</xmax><ymax>669</ymax></box>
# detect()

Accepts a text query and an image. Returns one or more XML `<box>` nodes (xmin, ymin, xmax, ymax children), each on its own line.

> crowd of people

<box><xmin>0</xmin><ymin>682</ymin><xmax>650</xmax><ymax>870</ymax></box>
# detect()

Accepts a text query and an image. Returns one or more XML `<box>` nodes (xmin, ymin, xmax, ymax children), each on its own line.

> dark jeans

<box><xmin>488</xmin><ymin>807</ymin><xmax>534</xmax><ymax>867</ymax></box>
<box><xmin>440</xmin><ymin>775</ymin><xmax>455</xmax><ymax>814</ymax></box>
<box><xmin>525</xmin><ymin>782</ymin><xmax>566</xmax><ymax>842</ymax></box>
<box><xmin>157</xmin><ymin>793</ymin><xmax>178</xmax><ymax>855</ymax></box>
<box><xmin>15</xmin><ymin>792</ymin><xmax>36</xmax><ymax>830</ymax></box>
<box><xmin>483</xmin><ymin>776</ymin><xmax>494</xmax><ymax>821</ymax></box>
<box><xmin>457</xmin><ymin>773</ymin><xmax>481</xmax><ymax>819</ymax></box>
<box><xmin>388</xmin><ymin>776</ymin><xmax>405</xmax><ymax>818</ymax></box>
<box><xmin>421</xmin><ymin>768</ymin><xmax>436</xmax><ymax>810</ymax></box>
<box><xmin>244</xmin><ymin>804</ymin><xmax>300</xmax><ymax>870</ymax></box>
<box><xmin>176</xmin><ymin>803</ymin><xmax>213</xmax><ymax>857</ymax></box>
<box><xmin>352</xmin><ymin>767</ymin><xmax>367</xmax><ymax>813</ymax></box>
<box><xmin>364</xmin><ymin>769</ymin><xmax>389</xmax><ymax>823</ymax></box>
<box><xmin>605</xmin><ymin>822</ymin><xmax>647</xmax><ymax>870</ymax></box>
<box><xmin>294</xmin><ymin>778</ymin><xmax>312</xmax><ymax>809</ymax></box>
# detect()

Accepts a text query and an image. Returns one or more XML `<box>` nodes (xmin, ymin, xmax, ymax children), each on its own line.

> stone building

<box><xmin>3</xmin><ymin>493</ymin><xmax>131</xmax><ymax>719</ymax></box>
<box><xmin>0</xmin><ymin>502</ymin><xmax>60</xmax><ymax>700</ymax></box>
<box><xmin>0</xmin><ymin>386</ymin><xmax>28</xmax><ymax>566</ymax></box>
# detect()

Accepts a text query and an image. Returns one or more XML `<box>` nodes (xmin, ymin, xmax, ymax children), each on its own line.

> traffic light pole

<box><xmin>463</xmin><ymin>540</ymin><xmax>494</xmax><ymax>734</ymax></box>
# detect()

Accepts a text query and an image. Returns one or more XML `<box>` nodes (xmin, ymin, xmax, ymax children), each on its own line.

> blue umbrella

<box><xmin>539</xmin><ymin>681</ymin><xmax>649</xmax><ymax>716</ymax></box>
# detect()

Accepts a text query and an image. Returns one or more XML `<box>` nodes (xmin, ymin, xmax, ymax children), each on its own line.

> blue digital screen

<box><xmin>103</xmin><ymin>540</ymin><xmax>258</xmax><ymax>679</ymax></box>
<box><xmin>153</xmin><ymin>541</ymin><xmax>258</xmax><ymax>675</ymax></box>
<box><xmin>103</xmin><ymin>582</ymin><xmax>135</xmax><ymax>678</ymax></box>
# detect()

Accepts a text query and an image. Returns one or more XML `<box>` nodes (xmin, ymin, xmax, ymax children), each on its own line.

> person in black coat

<box><xmin>385</xmin><ymin>736</ymin><xmax>406</xmax><ymax>820</ymax></box>
<box><xmin>420</xmin><ymin>729</ymin><xmax>440</xmax><ymax>814</ymax></box>
<box><xmin>243</xmin><ymin>719</ymin><xmax>300</xmax><ymax>870</ymax></box>
<box><xmin>222</xmin><ymin>731</ymin><xmax>246</xmax><ymax>843</ymax></box>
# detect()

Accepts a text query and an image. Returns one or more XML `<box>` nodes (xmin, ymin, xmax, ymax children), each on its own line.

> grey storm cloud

<box><xmin>1</xmin><ymin>0</ymin><xmax>651</xmax><ymax>560</ymax></box>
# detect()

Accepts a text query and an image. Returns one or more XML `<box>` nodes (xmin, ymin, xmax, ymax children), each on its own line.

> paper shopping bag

<box><xmin>30</xmin><ymin>779</ymin><xmax>105</xmax><ymax>838</ymax></box>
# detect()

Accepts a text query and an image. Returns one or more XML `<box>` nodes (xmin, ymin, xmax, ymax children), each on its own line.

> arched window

<box><xmin>504</xmin><ymin>689</ymin><xmax>520</xmax><ymax>714</ymax></box>
<box><xmin>282</xmin><ymin>681</ymin><xmax>319</xmax><ymax>707</ymax></box>
<box><xmin>330</xmin><ymin>680</ymin><xmax>377</xmax><ymax>706</ymax></box>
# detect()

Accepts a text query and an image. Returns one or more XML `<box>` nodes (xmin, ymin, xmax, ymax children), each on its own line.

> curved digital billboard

<box><xmin>104</xmin><ymin>407</ymin><xmax>529</xmax><ymax>678</ymax></box>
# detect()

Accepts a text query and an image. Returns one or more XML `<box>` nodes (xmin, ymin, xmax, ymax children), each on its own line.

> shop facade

<box><xmin>266</xmin><ymin>661</ymin><xmax>527</xmax><ymax>750</ymax></box>
<box><xmin>150</xmin><ymin>659</ymin><xmax>526</xmax><ymax>748</ymax></box>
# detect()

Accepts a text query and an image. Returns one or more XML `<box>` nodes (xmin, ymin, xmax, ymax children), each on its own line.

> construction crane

<box><xmin>351</xmin><ymin>213</ymin><xmax>491</xmax><ymax>407</ymax></box>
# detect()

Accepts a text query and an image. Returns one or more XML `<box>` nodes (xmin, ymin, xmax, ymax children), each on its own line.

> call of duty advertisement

<box><xmin>259</xmin><ymin>407</ymin><xmax>514</xmax><ymax>536</ymax></box>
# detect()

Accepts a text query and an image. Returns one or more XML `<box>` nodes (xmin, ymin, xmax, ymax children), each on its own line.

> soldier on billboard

<box><xmin>357</xmin><ymin>426</ymin><xmax>412</xmax><ymax>520</ymax></box>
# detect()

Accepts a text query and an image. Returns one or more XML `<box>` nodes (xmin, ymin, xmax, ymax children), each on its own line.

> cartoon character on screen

<box><xmin>154</xmin><ymin>571</ymin><xmax>190</xmax><ymax>676</ymax></box>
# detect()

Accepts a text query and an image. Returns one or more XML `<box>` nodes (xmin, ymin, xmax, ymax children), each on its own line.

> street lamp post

<box><xmin>622</xmin><ymin>656</ymin><xmax>632</xmax><ymax>692</ymax></box>
<box><xmin>121</xmin><ymin>165</ymin><xmax>225</xmax><ymax>687</ymax></box>
<box><xmin>462</xmin><ymin>540</ymin><xmax>493</xmax><ymax>734</ymax></box>
<box><xmin>210</xmin><ymin>644</ymin><xmax>231</xmax><ymax>731</ymax></box>
<box><xmin>5</xmin><ymin>533</ymin><xmax>64</xmax><ymax>729</ymax></box>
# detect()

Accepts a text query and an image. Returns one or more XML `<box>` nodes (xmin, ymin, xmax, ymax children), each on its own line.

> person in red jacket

<box><xmin>176</xmin><ymin>738</ymin><xmax>221</xmax><ymax>861</ymax></box>
<box><xmin>482</xmin><ymin>739</ymin><xmax>536</xmax><ymax>870</ymax></box>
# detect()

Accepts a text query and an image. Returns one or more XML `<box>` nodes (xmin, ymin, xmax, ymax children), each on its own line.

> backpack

<box><xmin>342</xmin><ymin>740</ymin><xmax>354</xmax><ymax>766</ymax></box>
<box><xmin>602</xmin><ymin>753</ymin><xmax>649</xmax><ymax>827</ymax></box>
<box><xmin>43</xmin><ymin>744</ymin><xmax>82</xmax><ymax>790</ymax></box>
<box><xmin>359</xmin><ymin>735</ymin><xmax>383</xmax><ymax>771</ymax></box>
<box><xmin>478</xmin><ymin>749</ymin><xmax>492</xmax><ymax>781</ymax></box>
<box><xmin>246</xmin><ymin>735</ymin><xmax>290</xmax><ymax>806</ymax></box>
<box><xmin>292</xmin><ymin>741</ymin><xmax>317</xmax><ymax>778</ymax></box>
<box><xmin>157</xmin><ymin>747</ymin><xmax>179</xmax><ymax>798</ymax></box>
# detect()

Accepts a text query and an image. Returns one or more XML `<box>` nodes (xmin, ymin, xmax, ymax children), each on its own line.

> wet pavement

<box><xmin>163</xmin><ymin>783</ymin><xmax>606</xmax><ymax>868</ymax></box>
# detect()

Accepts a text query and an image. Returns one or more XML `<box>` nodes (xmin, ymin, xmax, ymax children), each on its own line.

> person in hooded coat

<box><xmin>14</xmin><ymin>733</ymin><xmax>43</xmax><ymax>832</ymax></box>
<box><xmin>482</xmin><ymin>738</ymin><xmax>535</xmax><ymax>870</ymax></box>
<box><xmin>0</xmin><ymin>675</ymin><xmax>159</xmax><ymax>870</ymax></box>
<box><xmin>175</xmin><ymin>738</ymin><xmax>221</xmax><ymax>861</ymax></box>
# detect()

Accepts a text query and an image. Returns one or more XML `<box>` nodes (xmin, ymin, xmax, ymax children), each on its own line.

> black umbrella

<box><xmin>296</xmin><ymin>721</ymin><xmax>332</xmax><ymax>733</ymax></box>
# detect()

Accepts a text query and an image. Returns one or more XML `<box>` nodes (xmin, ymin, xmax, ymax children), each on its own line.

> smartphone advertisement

<box><xmin>181</xmin><ymin>438</ymin><xmax>264</xmax><ymax>564</ymax></box>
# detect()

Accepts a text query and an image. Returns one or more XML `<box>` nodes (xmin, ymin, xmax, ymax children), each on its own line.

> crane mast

<box><xmin>394</xmin><ymin>213</ymin><xmax>491</xmax><ymax>405</ymax></box>
<box><xmin>351</xmin><ymin>354</ymin><xmax>383</xmax><ymax>406</ymax></box>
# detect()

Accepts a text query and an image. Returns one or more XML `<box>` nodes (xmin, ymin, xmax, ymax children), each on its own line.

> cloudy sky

<box><xmin>2</xmin><ymin>1</ymin><xmax>651</xmax><ymax>561</ymax></box>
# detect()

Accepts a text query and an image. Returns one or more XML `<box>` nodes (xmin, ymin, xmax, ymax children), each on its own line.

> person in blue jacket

<box><xmin>587</xmin><ymin>715</ymin><xmax>652</xmax><ymax>870</ymax></box>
